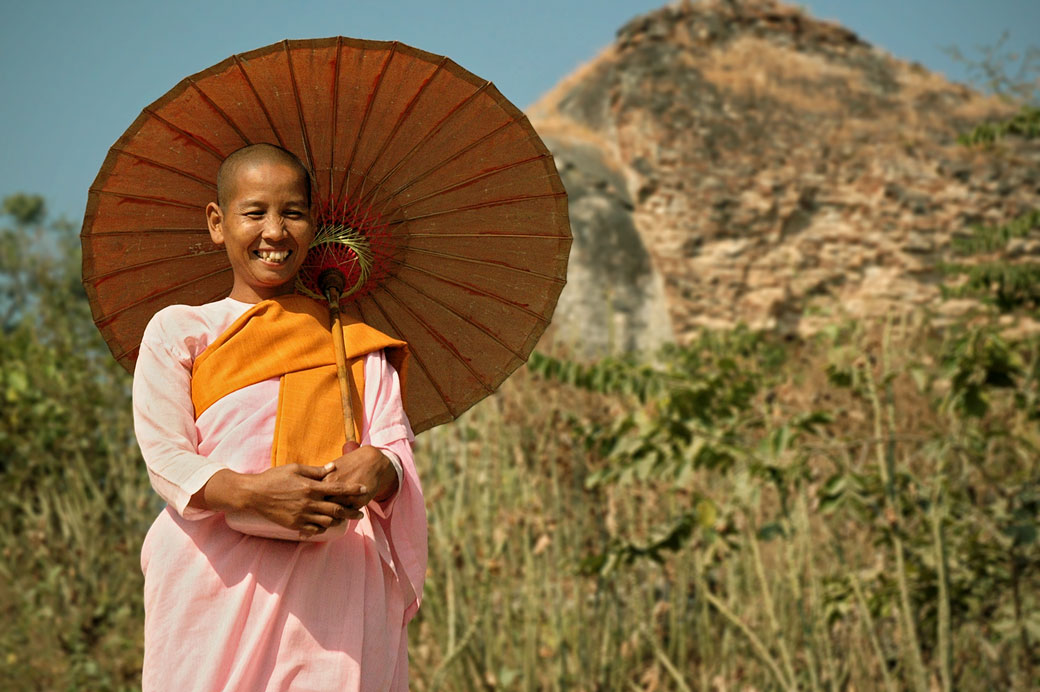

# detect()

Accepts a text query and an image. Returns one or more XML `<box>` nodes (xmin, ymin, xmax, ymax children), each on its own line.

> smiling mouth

<box><xmin>254</xmin><ymin>249</ymin><xmax>292</xmax><ymax>264</ymax></box>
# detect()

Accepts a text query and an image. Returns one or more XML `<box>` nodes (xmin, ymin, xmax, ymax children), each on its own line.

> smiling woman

<box><xmin>205</xmin><ymin>146</ymin><xmax>316</xmax><ymax>303</ymax></box>
<box><xmin>131</xmin><ymin>144</ymin><xmax>423</xmax><ymax>691</ymax></box>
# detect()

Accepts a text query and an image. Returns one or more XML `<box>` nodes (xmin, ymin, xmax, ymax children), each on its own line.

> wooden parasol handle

<box><xmin>319</xmin><ymin>269</ymin><xmax>359</xmax><ymax>452</ymax></box>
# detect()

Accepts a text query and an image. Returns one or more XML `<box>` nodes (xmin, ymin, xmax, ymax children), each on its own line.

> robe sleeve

<box><xmin>133</xmin><ymin>309</ymin><xmax>226</xmax><ymax>519</ymax></box>
<box><xmin>361</xmin><ymin>350</ymin><xmax>427</xmax><ymax>623</ymax></box>
<box><xmin>362</xmin><ymin>350</ymin><xmax>412</xmax><ymax>516</ymax></box>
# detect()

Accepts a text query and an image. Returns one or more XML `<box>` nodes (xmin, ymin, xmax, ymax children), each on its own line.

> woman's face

<box><xmin>206</xmin><ymin>161</ymin><xmax>315</xmax><ymax>303</ymax></box>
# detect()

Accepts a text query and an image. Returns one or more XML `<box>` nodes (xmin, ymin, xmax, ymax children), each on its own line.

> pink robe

<box><xmin>132</xmin><ymin>297</ymin><xmax>426</xmax><ymax>691</ymax></box>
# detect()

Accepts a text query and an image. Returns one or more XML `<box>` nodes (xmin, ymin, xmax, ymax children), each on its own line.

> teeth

<box><xmin>256</xmin><ymin>250</ymin><xmax>290</xmax><ymax>263</ymax></box>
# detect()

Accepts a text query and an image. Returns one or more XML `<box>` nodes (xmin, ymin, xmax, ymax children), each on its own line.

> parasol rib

<box><xmin>88</xmin><ymin>190</ymin><xmax>204</xmax><ymax>210</ymax></box>
<box><xmin>233</xmin><ymin>55</ymin><xmax>286</xmax><ymax>148</ymax></box>
<box><xmin>111</xmin><ymin>287</ymin><xmax>230</xmax><ymax>363</ymax></box>
<box><xmin>382</xmin><ymin>154</ymin><xmax>554</xmax><ymax>216</ymax></box>
<box><xmin>369</xmin><ymin>117</ymin><xmax>511</xmax><ymax>211</ymax></box>
<box><xmin>377</xmin><ymin>283</ymin><xmax>497</xmax><ymax>394</ymax></box>
<box><xmin>328</xmin><ymin>37</ymin><xmax>343</xmax><ymax>198</ymax></box>
<box><xmin>117</xmin><ymin>346</ymin><xmax>140</xmax><ymax>366</ymax></box>
<box><xmin>83</xmin><ymin>228</ymin><xmax>211</xmax><ymax>238</ymax></box>
<box><xmin>109</xmin><ymin>148</ymin><xmax>218</xmax><ymax>190</ymax></box>
<box><xmin>142</xmin><ymin>108</ymin><xmax>227</xmax><ymax>161</ymax></box>
<box><xmin>338</xmin><ymin>43</ymin><xmax>398</xmax><ymax>206</ymax></box>
<box><xmin>355</xmin><ymin>57</ymin><xmax>447</xmax><ymax>201</ymax></box>
<box><xmin>187</xmin><ymin>79</ymin><xmax>253</xmax><ymax>146</ymax></box>
<box><xmin>386</xmin><ymin>191</ymin><xmax>566</xmax><ymax>224</ymax></box>
<box><xmin>358</xmin><ymin>294</ymin><xmax>459</xmax><ymax>418</ymax></box>
<box><xmin>398</xmin><ymin>247</ymin><xmax>565</xmax><ymax>283</ymax></box>
<box><xmin>382</xmin><ymin>274</ymin><xmax>527</xmax><ymax>360</ymax></box>
<box><xmin>82</xmin><ymin>249</ymin><xmax>227</xmax><ymax>283</ymax></box>
<box><xmin>361</xmin><ymin>82</ymin><xmax>492</xmax><ymax>208</ymax></box>
<box><xmin>283</xmin><ymin>40</ymin><xmax>316</xmax><ymax>178</ymax></box>
<box><xmin>92</xmin><ymin>266</ymin><xmax>232</xmax><ymax>325</ymax></box>
<box><xmin>400</xmin><ymin>232</ymin><xmax>567</xmax><ymax>239</ymax></box>
<box><xmin>383</xmin><ymin>256</ymin><xmax>553</xmax><ymax>323</ymax></box>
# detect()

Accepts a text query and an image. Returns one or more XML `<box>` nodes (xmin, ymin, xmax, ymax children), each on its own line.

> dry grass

<box><xmin>1</xmin><ymin>314</ymin><xmax>1037</xmax><ymax>690</ymax></box>
<box><xmin>405</xmin><ymin>316</ymin><xmax>1039</xmax><ymax>690</ymax></box>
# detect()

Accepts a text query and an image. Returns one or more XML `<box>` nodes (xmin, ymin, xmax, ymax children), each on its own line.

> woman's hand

<box><xmin>190</xmin><ymin>464</ymin><xmax>366</xmax><ymax>538</ymax></box>
<box><xmin>321</xmin><ymin>445</ymin><xmax>399</xmax><ymax>511</ymax></box>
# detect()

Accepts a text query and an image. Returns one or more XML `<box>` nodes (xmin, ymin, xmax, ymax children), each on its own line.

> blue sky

<box><xmin>1</xmin><ymin>0</ymin><xmax>1037</xmax><ymax>222</ymax></box>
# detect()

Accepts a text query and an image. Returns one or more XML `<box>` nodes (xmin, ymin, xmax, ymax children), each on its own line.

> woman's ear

<box><xmin>206</xmin><ymin>202</ymin><xmax>225</xmax><ymax>246</ymax></box>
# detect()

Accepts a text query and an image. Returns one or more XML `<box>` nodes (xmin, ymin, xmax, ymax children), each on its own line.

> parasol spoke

<box><xmin>377</xmin><ymin>282</ymin><xmax>498</xmax><ymax>394</ymax></box>
<box><xmin>282</xmin><ymin>39</ymin><xmax>317</xmax><ymax>178</ymax></box>
<box><xmin>142</xmin><ymin>108</ymin><xmax>227</xmax><ymax>161</ymax></box>
<box><xmin>400</xmin><ymin>232</ymin><xmax>567</xmax><ymax>239</ymax></box>
<box><xmin>382</xmin><ymin>273</ymin><xmax>527</xmax><ymax>360</ymax></box>
<box><xmin>88</xmin><ymin>190</ymin><xmax>204</xmax><ymax>210</ymax></box>
<box><xmin>83</xmin><ymin>228</ymin><xmax>210</xmax><ymax>238</ymax></box>
<box><xmin>111</xmin><ymin>286</ymin><xmax>230</xmax><ymax>364</ymax></box>
<box><xmin>359</xmin><ymin>292</ymin><xmax>460</xmax><ymax>419</ymax></box>
<box><xmin>370</xmin><ymin>117</ymin><xmax>511</xmax><ymax>212</ymax></box>
<box><xmin>380</xmin><ymin>154</ymin><xmax>554</xmax><ymax>217</ymax></box>
<box><xmin>232</xmin><ymin>55</ymin><xmax>285</xmax><ymax>149</ymax></box>
<box><xmin>327</xmin><ymin>37</ymin><xmax>343</xmax><ymax>199</ymax></box>
<box><xmin>187</xmin><ymin>79</ymin><xmax>253</xmax><ymax>146</ymax></box>
<box><xmin>400</xmin><ymin>247</ymin><xmax>564</xmax><ymax>283</ymax></box>
<box><xmin>82</xmin><ymin>249</ymin><xmax>227</xmax><ymax>283</ymax></box>
<box><xmin>110</xmin><ymin>148</ymin><xmax>217</xmax><ymax>190</ymax></box>
<box><xmin>360</xmin><ymin>82</ymin><xmax>492</xmax><ymax>209</ymax></box>
<box><xmin>352</xmin><ymin>57</ymin><xmax>447</xmax><ymax>207</ymax></box>
<box><xmin>117</xmin><ymin>346</ymin><xmax>140</xmax><ymax>368</ymax></box>
<box><xmin>382</xmin><ymin>255</ymin><xmax>552</xmax><ymax>323</ymax></box>
<box><xmin>92</xmin><ymin>266</ymin><xmax>232</xmax><ymax>325</ymax></box>
<box><xmin>338</xmin><ymin>43</ymin><xmax>398</xmax><ymax>205</ymax></box>
<box><xmin>386</xmin><ymin>191</ymin><xmax>567</xmax><ymax>225</ymax></box>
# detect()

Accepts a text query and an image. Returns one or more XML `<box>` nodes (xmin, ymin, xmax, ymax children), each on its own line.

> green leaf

<box><xmin>758</xmin><ymin>521</ymin><xmax>786</xmax><ymax>542</ymax></box>
<box><xmin>696</xmin><ymin>498</ymin><xmax>717</xmax><ymax>528</ymax></box>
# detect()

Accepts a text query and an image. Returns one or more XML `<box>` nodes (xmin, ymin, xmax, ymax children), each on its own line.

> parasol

<box><xmin>81</xmin><ymin>37</ymin><xmax>571</xmax><ymax>434</ymax></box>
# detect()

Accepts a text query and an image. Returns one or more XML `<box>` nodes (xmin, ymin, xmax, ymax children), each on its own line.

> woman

<box><xmin>133</xmin><ymin>143</ymin><xmax>426</xmax><ymax>691</ymax></box>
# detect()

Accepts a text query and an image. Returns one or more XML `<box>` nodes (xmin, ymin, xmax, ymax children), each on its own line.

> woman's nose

<box><xmin>261</xmin><ymin>216</ymin><xmax>287</xmax><ymax>240</ymax></box>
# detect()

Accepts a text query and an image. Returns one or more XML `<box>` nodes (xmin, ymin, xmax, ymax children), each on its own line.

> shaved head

<box><xmin>216</xmin><ymin>143</ymin><xmax>312</xmax><ymax>208</ymax></box>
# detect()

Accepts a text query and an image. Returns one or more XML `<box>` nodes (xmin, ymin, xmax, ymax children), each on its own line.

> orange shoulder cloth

<box><xmin>191</xmin><ymin>294</ymin><xmax>408</xmax><ymax>468</ymax></box>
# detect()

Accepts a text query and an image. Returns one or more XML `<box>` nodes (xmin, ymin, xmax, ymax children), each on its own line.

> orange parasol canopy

<box><xmin>81</xmin><ymin>37</ymin><xmax>571</xmax><ymax>434</ymax></box>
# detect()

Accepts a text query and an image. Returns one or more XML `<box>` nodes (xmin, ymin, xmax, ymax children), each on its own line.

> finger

<box><xmin>298</xmin><ymin>525</ymin><xmax>324</xmax><ymax>540</ymax></box>
<box><xmin>328</xmin><ymin>504</ymin><xmax>368</xmax><ymax>520</ymax></box>
<box><xmin>312</xmin><ymin>500</ymin><xmax>357</xmax><ymax>520</ymax></box>
<box><xmin>324</xmin><ymin>482</ymin><xmax>368</xmax><ymax>497</ymax></box>
<box><xmin>294</xmin><ymin>464</ymin><xmax>332</xmax><ymax>480</ymax></box>
<box><xmin>330</xmin><ymin>505</ymin><xmax>368</xmax><ymax>520</ymax></box>
<box><xmin>320</xmin><ymin>502</ymin><xmax>364</xmax><ymax>520</ymax></box>
<box><xmin>325</xmin><ymin>492</ymin><xmax>373</xmax><ymax>508</ymax></box>
<box><xmin>301</xmin><ymin>513</ymin><xmax>334</xmax><ymax>529</ymax></box>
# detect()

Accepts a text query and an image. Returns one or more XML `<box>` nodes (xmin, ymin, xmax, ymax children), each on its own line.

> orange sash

<box><xmin>191</xmin><ymin>294</ymin><xmax>408</xmax><ymax>468</ymax></box>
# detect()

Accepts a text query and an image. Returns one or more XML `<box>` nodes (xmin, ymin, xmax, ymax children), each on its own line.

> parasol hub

<box><xmin>318</xmin><ymin>267</ymin><xmax>346</xmax><ymax>302</ymax></box>
<box><xmin>296</xmin><ymin>195</ymin><xmax>393</xmax><ymax>303</ymax></box>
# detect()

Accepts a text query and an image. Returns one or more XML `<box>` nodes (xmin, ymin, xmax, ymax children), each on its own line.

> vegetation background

<box><xmin>2</xmin><ymin>37</ymin><xmax>1039</xmax><ymax>692</ymax></box>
